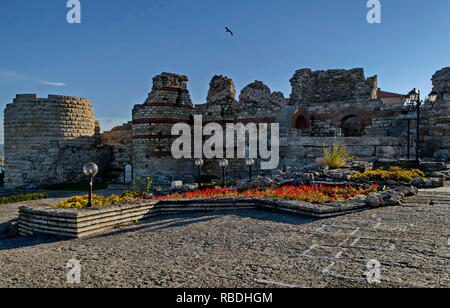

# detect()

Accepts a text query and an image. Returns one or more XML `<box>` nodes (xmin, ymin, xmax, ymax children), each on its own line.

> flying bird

<box><xmin>225</xmin><ymin>27</ymin><xmax>234</xmax><ymax>37</ymax></box>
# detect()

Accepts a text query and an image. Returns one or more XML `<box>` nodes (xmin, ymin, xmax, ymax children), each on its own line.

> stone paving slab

<box><xmin>0</xmin><ymin>186</ymin><xmax>449</xmax><ymax>288</ymax></box>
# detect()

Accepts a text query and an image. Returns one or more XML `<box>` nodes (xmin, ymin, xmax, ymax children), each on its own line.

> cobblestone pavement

<box><xmin>0</xmin><ymin>187</ymin><xmax>448</xmax><ymax>288</ymax></box>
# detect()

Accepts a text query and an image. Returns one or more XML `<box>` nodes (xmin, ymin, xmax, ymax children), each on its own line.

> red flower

<box><xmin>152</xmin><ymin>185</ymin><xmax>377</xmax><ymax>204</ymax></box>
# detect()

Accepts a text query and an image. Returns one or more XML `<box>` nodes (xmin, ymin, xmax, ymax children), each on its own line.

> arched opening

<box><xmin>295</xmin><ymin>115</ymin><xmax>309</xmax><ymax>129</ymax></box>
<box><xmin>340</xmin><ymin>115</ymin><xmax>365</xmax><ymax>137</ymax></box>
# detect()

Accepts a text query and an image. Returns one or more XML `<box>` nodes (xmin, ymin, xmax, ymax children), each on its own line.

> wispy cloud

<box><xmin>0</xmin><ymin>70</ymin><xmax>24</xmax><ymax>78</ymax></box>
<box><xmin>0</xmin><ymin>69</ymin><xmax>66</xmax><ymax>87</ymax></box>
<box><xmin>40</xmin><ymin>81</ymin><xmax>66</xmax><ymax>87</ymax></box>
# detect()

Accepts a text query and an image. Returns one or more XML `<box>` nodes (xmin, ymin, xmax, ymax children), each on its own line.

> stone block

<box><xmin>376</xmin><ymin>146</ymin><xmax>398</xmax><ymax>159</ymax></box>
<box><xmin>349</xmin><ymin>146</ymin><xmax>376</xmax><ymax>157</ymax></box>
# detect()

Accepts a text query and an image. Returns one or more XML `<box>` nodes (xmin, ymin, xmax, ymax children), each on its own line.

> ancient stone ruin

<box><xmin>4</xmin><ymin>95</ymin><xmax>110</xmax><ymax>189</ymax></box>
<box><xmin>3</xmin><ymin>67</ymin><xmax>450</xmax><ymax>189</ymax></box>
<box><xmin>132</xmin><ymin>73</ymin><xmax>194</xmax><ymax>181</ymax></box>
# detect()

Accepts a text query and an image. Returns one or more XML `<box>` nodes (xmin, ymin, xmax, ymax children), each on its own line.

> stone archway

<box><xmin>295</xmin><ymin>115</ymin><xmax>309</xmax><ymax>129</ymax></box>
<box><xmin>291</xmin><ymin>109</ymin><xmax>311</xmax><ymax>130</ymax></box>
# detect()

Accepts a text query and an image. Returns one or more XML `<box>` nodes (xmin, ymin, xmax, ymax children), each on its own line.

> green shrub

<box><xmin>0</xmin><ymin>193</ymin><xmax>48</xmax><ymax>205</ymax></box>
<box><xmin>200</xmin><ymin>181</ymin><xmax>237</xmax><ymax>190</ymax></box>
<box><xmin>120</xmin><ymin>190</ymin><xmax>142</xmax><ymax>198</ymax></box>
<box><xmin>351</xmin><ymin>167</ymin><xmax>425</xmax><ymax>183</ymax></box>
<box><xmin>131</xmin><ymin>176</ymin><xmax>153</xmax><ymax>196</ymax></box>
<box><xmin>319</xmin><ymin>144</ymin><xmax>355</xmax><ymax>169</ymax></box>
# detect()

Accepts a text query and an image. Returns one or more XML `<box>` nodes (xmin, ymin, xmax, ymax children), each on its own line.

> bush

<box><xmin>131</xmin><ymin>176</ymin><xmax>153</xmax><ymax>196</ymax></box>
<box><xmin>200</xmin><ymin>181</ymin><xmax>237</xmax><ymax>190</ymax></box>
<box><xmin>0</xmin><ymin>193</ymin><xmax>48</xmax><ymax>205</ymax></box>
<box><xmin>351</xmin><ymin>167</ymin><xmax>425</xmax><ymax>183</ymax></box>
<box><xmin>319</xmin><ymin>144</ymin><xmax>355</xmax><ymax>169</ymax></box>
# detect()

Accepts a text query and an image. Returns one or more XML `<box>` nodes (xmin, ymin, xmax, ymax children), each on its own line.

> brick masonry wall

<box><xmin>280</xmin><ymin>136</ymin><xmax>403</xmax><ymax>167</ymax></box>
<box><xmin>6</xmin><ymin>67</ymin><xmax>450</xmax><ymax>188</ymax></box>
<box><xmin>4</xmin><ymin>94</ymin><xmax>110</xmax><ymax>189</ymax></box>
<box><xmin>132</xmin><ymin>73</ymin><xmax>194</xmax><ymax>181</ymax></box>
<box><xmin>100</xmin><ymin>122</ymin><xmax>133</xmax><ymax>180</ymax></box>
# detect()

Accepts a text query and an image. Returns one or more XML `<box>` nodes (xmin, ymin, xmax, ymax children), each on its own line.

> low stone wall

<box><xmin>281</xmin><ymin>136</ymin><xmax>403</xmax><ymax>167</ymax></box>
<box><xmin>18</xmin><ymin>197</ymin><xmax>370</xmax><ymax>238</ymax></box>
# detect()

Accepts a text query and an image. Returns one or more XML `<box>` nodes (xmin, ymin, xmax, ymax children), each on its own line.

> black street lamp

<box><xmin>83</xmin><ymin>162</ymin><xmax>98</xmax><ymax>208</ymax></box>
<box><xmin>405</xmin><ymin>89</ymin><xmax>439</xmax><ymax>166</ymax></box>
<box><xmin>219</xmin><ymin>159</ymin><xmax>229</xmax><ymax>187</ymax></box>
<box><xmin>245</xmin><ymin>159</ymin><xmax>255</xmax><ymax>180</ymax></box>
<box><xmin>281</xmin><ymin>155</ymin><xmax>286</xmax><ymax>172</ymax></box>
<box><xmin>194</xmin><ymin>159</ymin><xmax>204</xmax><ymax>187</ymax></box>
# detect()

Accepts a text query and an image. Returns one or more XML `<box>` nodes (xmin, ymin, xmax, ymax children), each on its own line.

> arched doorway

<box><xmin>291</xmin><ymin>109</ymin><xmax>311</xmax><ymax>130</ymax></box>
<box><xmin>295</xmin><ymin>115</ymin><xmax>309</xmax><ymax>129</ymax></box>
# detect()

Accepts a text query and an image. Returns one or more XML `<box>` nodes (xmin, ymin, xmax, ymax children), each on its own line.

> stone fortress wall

<box><xmin>132</xmin><ymin>73</ymin><xmax>194</xmax><ymax>182</ymax></box>
<box><xmin>280</xmin><ymin>67</ymin><xmax>450</xmax><ymax>167</ymax></box>
<box><xmin>4</xmin><ymin>67</ymin><xmax>450</xmax><ymax>188</ymax></box>
<box><xmin>4</xmin><ymin>95</ymin><xmax>111</xmax><ymax>189</ymax></box>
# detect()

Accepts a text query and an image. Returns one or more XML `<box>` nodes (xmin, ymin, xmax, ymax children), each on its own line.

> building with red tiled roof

<box><xmin>377</xmin><ymin>89</ymin><xmax>406</xmax><ymax>106</ymax></box>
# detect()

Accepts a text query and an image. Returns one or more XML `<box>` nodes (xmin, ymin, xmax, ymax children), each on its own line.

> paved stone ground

<box><xmin>0</xmin><ymin>187</ymin><xmax>448</xmax><ymax>288</ymax></box>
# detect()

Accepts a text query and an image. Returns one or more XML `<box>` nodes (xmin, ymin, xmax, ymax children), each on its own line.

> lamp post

<box><xmin>281</xmin><ymin>155</ymin><xmax>286</xmax><ymax>172</ymax></box>
<box><xmin>194</xmin><ymin>159</ymin><xmax>204</xmax><ymax>187</ymax></box>
<box><xmin>154</xmin><ymin>186</ymin><xmax>162</xmax><ymax>196</ymax></box>
<box><xmin>219</xmin><ymin>159</ymin><xmax>229</xmax><ymax>187</ymax></box>
<box><xmin>246</xmin><ymin>159</ymin><xmax>255</xmax><ymax>180</ymax></box>
<box><xmin>83</xmin><ymin>162</ymin><xmax>98</xmax><ymax>208</ymax></box>
<box><xmin>405</xmin><ymin>89</ymin><xmax>439</xmax><ymax>166</ymax></box>
<box><xmin>407</xmin><ymin>119</ymin><xmax>411</xmax><ymax>159</ymax></box>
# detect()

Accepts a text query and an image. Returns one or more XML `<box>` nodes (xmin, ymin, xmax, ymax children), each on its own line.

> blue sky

<box><xmin>1</xmin><ymin>0</ymin><xmax>449</xmax><ymax>142</ymax></box>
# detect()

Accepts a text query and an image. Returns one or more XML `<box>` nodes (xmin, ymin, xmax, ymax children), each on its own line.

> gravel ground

<box><xmin>0</xmin><ymin>187</ymin><xmax>449</xmax><ymax>288</ymax></box>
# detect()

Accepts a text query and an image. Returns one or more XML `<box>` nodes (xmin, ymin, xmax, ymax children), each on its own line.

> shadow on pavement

<box><xmin>96</xmin><ymin>209</ymin><xmax>318</xmax><ymax>239</ymax></box>
<box><xmin>0</xmin><ymin>209</ymin><xmax>319</xmax><ymax>250</ymax></box>
<box><xmin>0</xmin><ymin>233</ymin><xmax>69</xmax><ymax>251</ymax></box>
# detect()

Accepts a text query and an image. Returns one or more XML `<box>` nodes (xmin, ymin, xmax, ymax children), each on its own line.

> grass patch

<box><xmin>319</xmin><ymin>144</ymin><xmax>355</xmax><ymax>169</ymax></box>
<box><xmin>0</xmin><ymin>193</ymin><xmax>48</xmax><ymax>205</ymax></box>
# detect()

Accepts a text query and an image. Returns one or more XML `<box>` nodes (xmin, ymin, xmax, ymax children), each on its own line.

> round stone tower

<box><xmin>132</xmin><ymin>73</ymin><xmax>194</xmax><ymax>183</ymax></box>
<box><xmin>4</xmin><ymin>94</ymin><xmax>98</xmax><ymax>188</ymax></box>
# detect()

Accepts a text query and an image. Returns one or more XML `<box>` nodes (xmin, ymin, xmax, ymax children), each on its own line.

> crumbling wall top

<box><xmin>239</xmin><ymin>81</ymin><xmax>272</xmax><ymax>104</ymax></box>
<box><xmin>145</xmin><ymin>72</ymin><xmax>192</xmax><ymax>106</ymax></box>
<box><xmin>289</xmin><ymin>68</ymin><xmax>377</xmax><ymax>105</ymax></box>
<box><xmin>432</xmin><ymin>67</ymin><xmax>450</xmax><ymax>96</ymax></box>
<box><xmin>206</xmin><ymin>75</ymin><xmax>236</xmax><ymax>104</ymax></box>
<box><xmin>13</xmin><ymin>94</ymin><xmax>90</xmax><ymax>103</ymax></box>
<box><xmin>152</xmin><ymin>73</ymin><xmax>189</xmax><ymax>90</ymax></box>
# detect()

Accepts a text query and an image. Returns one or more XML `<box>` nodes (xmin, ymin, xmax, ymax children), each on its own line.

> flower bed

<box><xmin>152</xmin><ymin>185</ymin><xmax>379</xmax><ymax>204</ymax></box>
<box><xmin>55</xmin><ymin>192</ymin><xmax>138</xmax><ymax>209</ymax></box>
<box><xmin>55</xmin><ymin>185</ymin><xmax>378</xmax><ymax>209</ymax></box>
<box><xmin>351</xmin><ymin>167</ymin><xmax>425</xmax><ymax>183</ymax></box>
